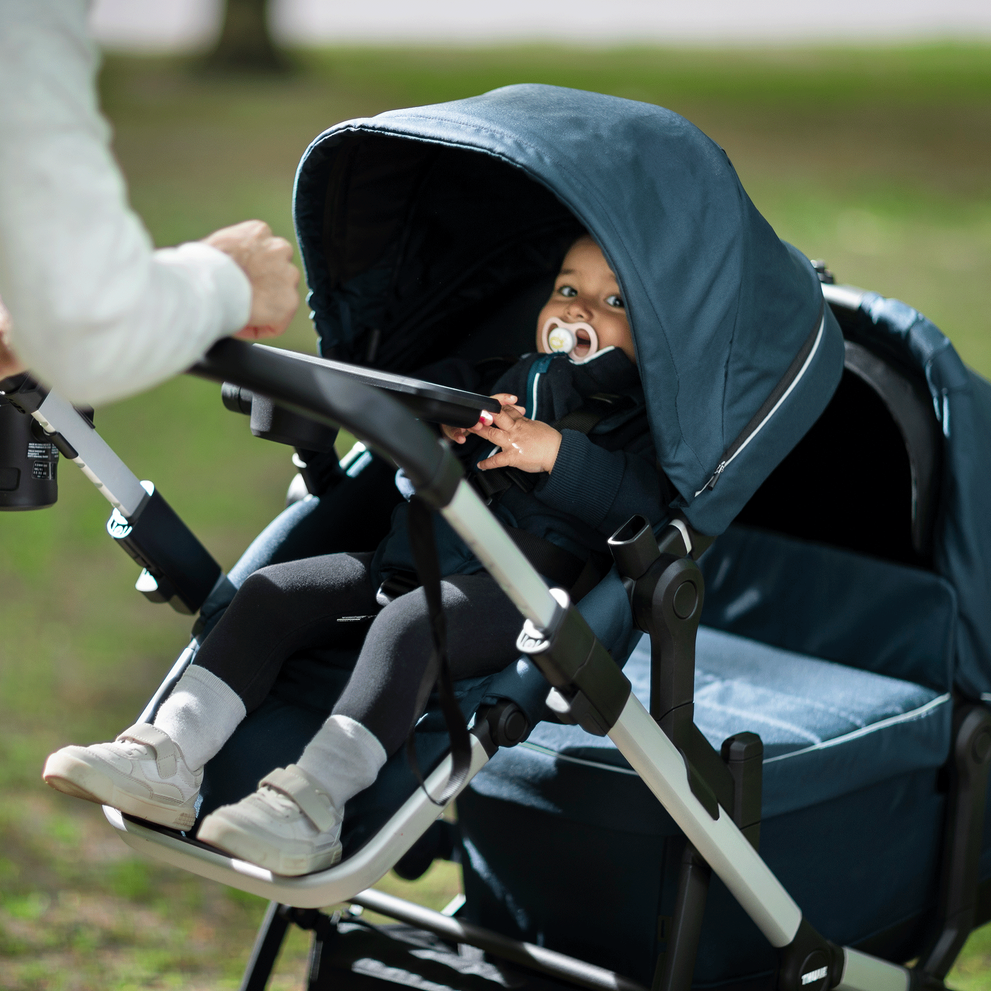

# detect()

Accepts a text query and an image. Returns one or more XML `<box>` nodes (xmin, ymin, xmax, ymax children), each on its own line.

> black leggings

<box><xmin>190</xmin><ymin>553</ymin><xmax>522</xmax><ymax>755</ymax></box>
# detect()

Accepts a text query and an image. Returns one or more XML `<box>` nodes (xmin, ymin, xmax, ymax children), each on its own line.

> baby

<box><xmin>43</xmin><ymin>235</ymin><xmax>664</xmax><ymax>876</ymax></box>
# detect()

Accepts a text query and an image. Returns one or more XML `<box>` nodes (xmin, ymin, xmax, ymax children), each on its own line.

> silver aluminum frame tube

<box><xmin>104</xmin><ymin>730</ymin><xmax>492</xmax><ymax>909</ymax></box>
<box><xmin>443</xmin><ymin>480</ymin><xmax>806</xmax><ymax>956</ymax></box>
<box><xmin>33</xmin><ymin>391</ymin><xmax>148</xmax><ymax>516</ymax></box>
<box><xmin>350</xmin><ymin>887</ymin><xmax>648</xmax><ymax>991</ymax></box>
<box><xmin>609</xmin><ymin>694</ymin><xmax>803</xmax><ymax>948</ymax></box>
<box><xmin>441</xmin><ymin>479</ymin><xmax>561</xmax><ymax>631</ymax></box>
<box><xmin>835</xmin><ymin>949</ymin><xmax>910</xmax><ymax>991</ymax></box>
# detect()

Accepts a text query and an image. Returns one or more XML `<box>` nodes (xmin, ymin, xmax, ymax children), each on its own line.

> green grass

<box><xmin>1</xmin><ymin>41</ymin><xmax>990</xmax><ymax>988</ymax></box>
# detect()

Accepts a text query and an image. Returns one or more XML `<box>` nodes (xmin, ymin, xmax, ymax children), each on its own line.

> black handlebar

<box><xmin>247</xmin><ymin>344</ymin><xmax>500</xmax><ymax>429</ymax></box>
<box><xmin>190</xmin><ymin>339</ymin><xmax>464</xmax><ymax>509</ymax></box>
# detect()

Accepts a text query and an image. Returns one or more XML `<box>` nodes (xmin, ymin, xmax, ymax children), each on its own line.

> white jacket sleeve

<box><xmin>0</xmin><ymin>0</ymin><xmax>252</xmax><ymax>406</ymax></box>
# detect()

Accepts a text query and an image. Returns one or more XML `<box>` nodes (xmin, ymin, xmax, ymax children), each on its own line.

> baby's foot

<box><xmin>197</xmin><ymin>764</ymin><xmax>342</xmax><ymax>876</ymax></box>
<box><xmin>42</xmin><ymin>723</ymin><xmax>201</xmax><ymax>831</ymax></box>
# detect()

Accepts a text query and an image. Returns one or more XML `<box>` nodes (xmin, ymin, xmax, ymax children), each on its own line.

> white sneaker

<box><xmin>42</xmin><ymin>723</ymin><xmax>201</xmax><ymax>831</ymax></box>
<box><xmin>197</xmin><ymin>764</ymin><xmax>343</xmax><ymax>876</ymax></box>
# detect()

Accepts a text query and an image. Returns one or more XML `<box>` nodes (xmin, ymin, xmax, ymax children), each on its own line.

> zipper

<box><xmin>525</xmin><ymin>353</ymin><xmax>557</xmax><ymax>421</ymax></box>
<box><xmin>696</xmin><ymin>302</ymin><xmax>826</xmax><ymax>496</ymax></box>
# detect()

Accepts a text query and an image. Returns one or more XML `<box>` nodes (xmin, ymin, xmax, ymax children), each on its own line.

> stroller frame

<box><xmin>9</xmin><ymin>280</ymin><xmax>981</xmax><ymax>991</ymax></box>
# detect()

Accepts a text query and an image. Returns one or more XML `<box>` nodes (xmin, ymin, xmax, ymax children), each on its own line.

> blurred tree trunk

<box><xmin>204</xmin><ymin>0</ymin><xmax>289</xmax><ymax>75</ymax></box>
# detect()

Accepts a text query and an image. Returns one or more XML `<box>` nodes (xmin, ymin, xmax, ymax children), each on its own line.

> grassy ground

<box><xmin>1</xmin><ymin>43</ymin><xmax>989</xmax><ymax>989</ymax></box>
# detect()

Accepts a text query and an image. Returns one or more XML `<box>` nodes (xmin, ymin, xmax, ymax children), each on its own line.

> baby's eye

<box><xmin>557</xmin><ymin>285</ymin><xmax>578</xmax><ymax>298</ymax></box>
<box><xmin>605</xmin><ymin>294</ymin><xmax>625</xmax><ymax>309</ymax></box>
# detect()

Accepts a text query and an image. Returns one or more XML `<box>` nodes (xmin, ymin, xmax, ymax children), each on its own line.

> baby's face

<box><xmin>537</xmin><ymin>236</ymin><xmax>635</xmax><ymax>362</ymax></box>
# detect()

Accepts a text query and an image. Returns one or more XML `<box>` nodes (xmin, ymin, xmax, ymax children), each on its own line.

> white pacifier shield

<box><xmin>541</xmin><ymin>319</ymin><xmax>599</xmax><ymax>363</ymax></box>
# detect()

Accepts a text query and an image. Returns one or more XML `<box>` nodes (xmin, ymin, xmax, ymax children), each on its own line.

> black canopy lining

<box><xmin>315</xmin><ymin>134</ymin><xmax>585</xmax><ymax>373</ymax></box>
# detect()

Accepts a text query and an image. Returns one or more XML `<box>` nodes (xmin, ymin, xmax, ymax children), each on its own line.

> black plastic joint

<box><xmin>684</xmin><ymin>758</ymin><xmax>720</xmax><ymax>820</ymax></box>
<box><xmin>474</xmin><ymin>700</ymin><xmax>532</xmax><ymax>756</ymax></box>
<box><xmin>249</xmin><ymin>395</ymin><xmax>339</xmax><ymax>453</ymax></box>
<box><xmin>517</xmin><ymin>601</ymin><xmax>631</xmax><ymax>736</ymax></box>
<box><xmin>608</xmin><ymin>514</ymin><xmax>659</xmax><ymax>580</ymax></box>
<box><xmin>106</xmin><ymin>486</ymin><xmax>222</xmax><ymax>615</ymax></box>
<box><xmin>777</xmin><ymin>919</ymin><xmax>842</xmax><ymax>991</ymax></box>
<box><xmin>0</xmin><ymin>374</ymin><xmax>47</xmax><ymax>413</ymax></box>
<box><xmin>722</xmin><ymin>731</ymin><xmax>764</xmax><ymax>847</ymax></box>
<box><xmin>632</xmin><ymin>555</ymin><xmax>704</xmax><ymax>640</ymax></box>
<box><xmin>546</xmin><ymin>686</ymin><xmax>616</xmax><ymax>736</ymax></box>
<box><xmin>221</xmin><ymin>381</ymin><xmax>254</xmax><ymax>415</ymax></box>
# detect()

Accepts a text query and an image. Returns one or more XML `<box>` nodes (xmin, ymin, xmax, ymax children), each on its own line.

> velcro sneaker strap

<box><xmin>117</xmin><ymin>722</ymin><xmax>178</xmax><ymax>778</ymax></box>
<box><xmin>259</xmin><ymin>764</ymin><xmax>338</xmax><ymax>833</ymax></box>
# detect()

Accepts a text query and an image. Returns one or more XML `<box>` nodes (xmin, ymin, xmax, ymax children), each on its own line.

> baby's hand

<box><xmin>474</xmin><ymin>402</ymin><xmax>562</xmax><ymax>474</ymax></box>
<box><xmin>441</xmin><ymin>393</ymin><xmax>523</xmax><ymax>445</ymax></box>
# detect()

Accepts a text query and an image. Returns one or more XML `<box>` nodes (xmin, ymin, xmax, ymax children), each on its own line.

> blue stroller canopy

<box><xmin>293</xmin><ymin>83</ymin><xmax>844</xmax><ymax>536</ymax></box>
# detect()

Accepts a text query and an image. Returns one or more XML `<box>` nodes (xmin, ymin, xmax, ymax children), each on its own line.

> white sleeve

<box><xmin>0</xmin><ymin>0</ymin><xmax>252</xmax><ymax>407</ymax></box>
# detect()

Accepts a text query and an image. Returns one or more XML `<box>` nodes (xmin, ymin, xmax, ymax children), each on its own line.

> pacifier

<box><xmin>540</xmin><ymin>318</ymin><xmax>600</xmax><ymax>363</ymax></box>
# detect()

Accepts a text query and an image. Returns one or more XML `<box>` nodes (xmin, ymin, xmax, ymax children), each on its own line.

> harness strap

<box><xmin>553</xmin><ymin>391</ymin><xmax>636</xmax><ymax>432</ymax></box>
<box><xmin>405</xmin><ymin>496</ymin><xmax>472</xmax><ymax>808</ymax></box>
<box><xmin>396</xmin><ymin>391</ymin><xmax>633</xmax><ymax>794</ymax></box>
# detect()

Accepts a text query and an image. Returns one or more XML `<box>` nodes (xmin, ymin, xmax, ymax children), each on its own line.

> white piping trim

<box><xmin>694</xmin><ymin>313</ymin><xmax>827</xmax><ymax>497</ymax></box>
<box><xmin>518</xmin><ymin>691</ymin><xmax>951</xmax><ymax>774</ymax></box>
<box><xmin>762</xmin><ymin>693</ymin><xmax>951</xmax><ymax>764</ymax></box>
<box><xmin>518</xmin><ymin>741</ymin><xmax>640</xmax><ymax>775</ymax></box>
<box><xmin>577</xmin><ymin>344</ymin><xmax>617</xmax><ymax>364</ymax></box>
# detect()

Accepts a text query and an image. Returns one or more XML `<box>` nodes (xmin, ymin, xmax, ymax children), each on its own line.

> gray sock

<box><xmin>296</xmin><ymin>714</ymin><xmax>387</xmax><ymax>812</ymax></box>
<box><xmin>153</xmin><ymin>665</ymin><xmax>246</xmax><ymax>771</ymax></box>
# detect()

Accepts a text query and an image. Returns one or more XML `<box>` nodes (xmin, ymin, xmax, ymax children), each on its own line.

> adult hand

<box><xmin>0</xmin><ymin>293</ymin><xmax>25</xmax><ymax>379</ymax></box>
<box><xmin>202</xmin><ymin>220</ymin><xmax>300</xmax><ymax>340</ymax></box>
<box><xmin>474</xmin><ymin>397</ymin><xmax>562</xmax><ymax>474</ymax></box>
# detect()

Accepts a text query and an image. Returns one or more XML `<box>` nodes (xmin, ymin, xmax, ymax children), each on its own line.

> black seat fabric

<box><xmin>735</xmin><ymin>342</ymin><xmax>940</xmax><ymax>568</ymax></box>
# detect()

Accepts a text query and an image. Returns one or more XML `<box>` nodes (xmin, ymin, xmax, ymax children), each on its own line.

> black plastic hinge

<box><xmin>777</xmin><ymin>919</ymin><xmax>842</xmax><ymax>991</ymax></box>
<box><xmin>722</xmin><ymin>731</ymin><xmax>763</xmax><ymax>850</ymax></box>
<box><xmin>473</xmin><ymin>700</ymin><xmax>532</xmax><ymax>757</ymax></box>
<box><xmin>106</xmin><ymin>486</ymin><xmax>221</xmax><ymax>615</ymax></box>
<box><xmin>517</xmin><ymin>595</ymin><xmax>631</xmax><ymax>737</ymax></box>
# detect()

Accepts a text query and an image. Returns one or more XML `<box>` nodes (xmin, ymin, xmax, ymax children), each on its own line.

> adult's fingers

<box><xmin>204</xmin><ymin>221</ymin><xmax>300</xmax><ymax>338</ymax></box>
